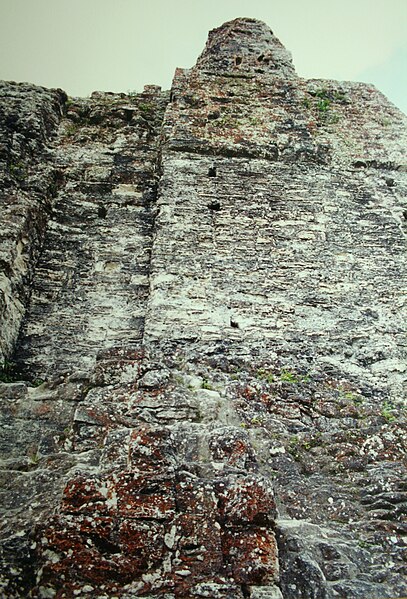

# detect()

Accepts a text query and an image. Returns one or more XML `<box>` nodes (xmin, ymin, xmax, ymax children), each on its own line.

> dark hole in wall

<box><xmin>98</xmin><ymin>205</ymin><xmax>107</xmax><ymax>218</ymax></box>
<box><xmin>89</xmin><ymin>534</ymin><xmax>121</xmax><ymax>556</ymax></box>
<box><xmin>123</xmin><ymin>108</ymin><xmax>134</xmax><ymax>123</ymax></box>
<box><xmin>138</xmin><ymin>485</ymin><xmax>160</xmax><ymax>495</ymax></box>
<box><xmin>208</xmin><ymin>166</ymin><xmax>217</xmax><ymax>177</ymax></box>
<box><xmin>235</xmin><ymin>56</ymin><xmax>242</xmax><ymax>66</ymax></box>
<box><xmin>352</xmin><ymin>160</ymin><xmax>367</xmax><ymax>169</ymax></box>
<box><xmin>208</xmin><ymin>201</ymin><xmax>221</xmax><ymax>211</ymax></box>
<box><xmin>257</xmin><ymin>54</ymin><xmax>264</xmax><ymax>62</ymax></box>
<box><xmin>241</xmin><ymin>585</ymin><xmax>251</xmax><ymax>598</ymax></box>
<box><xmin>230</xmin><ymin>320</ymin><xmax>239</xmax><ymax>329</ymax></box>
<box><xmin>182</xmin><ymin>544</ymin><xmax>201</xmax><ymax>553</ymax></box>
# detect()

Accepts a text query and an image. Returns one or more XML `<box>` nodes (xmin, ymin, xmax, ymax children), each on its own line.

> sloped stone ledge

<box><xmin>1</xmin><ymin>344</ymin><xmax>405</xmax><ymax>597</ymax></box>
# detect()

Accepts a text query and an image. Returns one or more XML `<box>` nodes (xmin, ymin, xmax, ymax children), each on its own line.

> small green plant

<box><xmin>211</xmin><ymin>115</ymin><xmax>242</xmax><ymax>129</ymax></box>
<box><xmin>62</xmin><ymin>425</ymin><xmax>72</xmax><ymax>438</ymax></box>
<box><xmin>29</xmin><ymin>451</ymin><xmax>41</xmax><ymax>465</ymax></box>
<box><xmin>358</xmin><ymin>539</ymin><xmax>375</xmax><ymax>549</ymax></box>
<box><xmin>256</xmin><ymin>369</ymin><xmax>275</xmax><ymax>384</ymax></box>
<box><xmin>31</xmin><ymin>378</ymin><xmax>45</xmax><ymax>388</ymax></box>
<box><xmin>27</xmin><ymin>442</ymin><xmax>42</xmax><ymax>465</ymax></box>
<box><xmin>279</xmin><ymin>369</ymin><xmax>311</xmax><ymax>384</ymax></box>
<box><xmin>309</xmin><ymin>431</ymin><xmax>323</xmax><ymax>447</ymax></box>
<box><xmin>381</xmin><ymin>401</ymin><xmax>396</xmax><ymax>422</ymax></box>
<box><xmin>344</xmin><ymin>391</ymin><xmax>363</xmax><ymax>405</ymax></box>
<box><xmin>65</xmin><ymin>122</ymin><xmax>79</xmax><ymax>137</ymax></box>
<box><xmin>201</xmin><ymin>379</ymin><xmax>214</xmax><ymax>391</ymax></box>
<box><xmin>287</xmin><ymin>435</ymin><xmax>301</xmax><ymax>459</ymax></box>
<box><xmin>0</xmin><ymin>360</ymin><xmax>18</xmax><ymax>383</ymax></box>
<box><xmin>8</xmin><ymin>160</ymin><xmax>26</xmax><ymax>181</ymax></box>
<box><xmin>327</xmin><ymin>112</ymin><xmax>340</xmax><ymax>124</ymax></box>
<box><xmin>317</xmin><ymin>98</ymin><xmax>331</xmax><ymax>113</ymax></box>
<box><xmin>307</xmin><ymin>88</ymin><xmax>347</xmax><ymax>119</ymax></box>
<box><xmin>138</xmin><ymin>102</ymin><xmax>153</xmax><ymax>115</ymax></box>
<box><xmin>315</xmin><ymin>88</ymin><xmax>330</xmax><ymax>100</ymax></box>
<box><xmin>280</xmin><ymin>369</ymin><xmax>299</xmax><ymax>383</ymax></box>
<box><xmin>332</xmin><ymin>91</ymin><xmax>347</xmax><ymax>103</ymax></box>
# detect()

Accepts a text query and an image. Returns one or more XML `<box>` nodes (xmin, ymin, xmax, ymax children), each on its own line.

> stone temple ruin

<box><xmin>0</xmin><ymin>17</ymin><xmax>406</xmax><ymax>599</ymax></box>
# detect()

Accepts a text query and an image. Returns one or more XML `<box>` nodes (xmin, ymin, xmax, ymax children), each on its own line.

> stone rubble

<box><xmin>0</xmin><ymin>17</ymin><xmax>406</xmax><ymax>599</ymax></box>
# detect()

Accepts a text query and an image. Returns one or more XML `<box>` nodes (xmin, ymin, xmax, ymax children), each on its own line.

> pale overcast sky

<box><xmin>0</xmin><ymin>0</ymin><xmax>406</xmax><ymax>114</ymax></box>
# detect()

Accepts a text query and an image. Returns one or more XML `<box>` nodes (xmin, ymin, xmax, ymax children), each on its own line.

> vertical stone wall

<box><xmin>0</xmin><ymin>82</ymin><xmax>65</xmax><ymax>365</ymax></box>
<box><xmin>14</xmin><ymin>88</ymin><xmax>169</xmax><ymax>379</ymax></box>
<box><xmin>145</xmin><ymin>20</ymin><xmax>407</xmax><ymax>400</ymax></box>
<box><xmin>0</xmin><ymin>17</ymin><xmax>406</xmax><ymax>599</ymax></box>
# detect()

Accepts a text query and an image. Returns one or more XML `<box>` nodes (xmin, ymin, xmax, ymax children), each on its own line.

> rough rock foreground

<box><xmin>0</xmin><ymin>17</ymin><xmax>406</xmax><ymax>599</ymax></box>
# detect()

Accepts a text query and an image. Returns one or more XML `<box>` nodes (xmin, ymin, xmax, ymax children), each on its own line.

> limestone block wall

<box><xmin>13</xmin><ymin>88</ymin><xmax>169</xmax><ymax>379</ymax></box>
<box><xmin>146</xmin><ymin>27</ymin><xmax>407</xmax><ymax>400</ymax></box>
<box><xmin>0</xmin><ymin>82</ymin><xmax>65</xmax><ymax>365</ymax></box>
<box><xmin>0</xmin><ymin>17</ymin><xmax>406</xmax><ymax>599</ymax></box>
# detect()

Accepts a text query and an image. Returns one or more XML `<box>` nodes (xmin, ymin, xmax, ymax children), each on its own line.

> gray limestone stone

<box><xmin>0</xmin><ymin>16</ymin><xmax>406</xmax><ymax>599</ymax></box>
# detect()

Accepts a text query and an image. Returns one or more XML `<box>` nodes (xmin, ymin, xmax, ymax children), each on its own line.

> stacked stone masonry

<box><xmin>0</xmin><ymin>18</ymin><xmax>406</xmax><ymax>599</ymax></box>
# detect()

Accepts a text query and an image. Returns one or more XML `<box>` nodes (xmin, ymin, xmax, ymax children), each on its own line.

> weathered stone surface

<box><xmin>0</xmin><ymin>82</ymin><xmax>65</xmax><ymax>365</ymax></box>
<box><xmin>13</xmin><ymin>88</ymin><xmax>169</xmax><ymax>380</ymax></box>
<box><xmin>146</xmin><ymin>18</ymin><xmax>407</xmax><ymax>402</ymax></box>
<box><xmin>0</xmin><ymin>16</ymin><xmax>406</xmax><ymax>599</ymax></box>
<box><xmin>193</xmin><ymin>18</ymin><xmax>296</xmax><ymax>80</ymax></box>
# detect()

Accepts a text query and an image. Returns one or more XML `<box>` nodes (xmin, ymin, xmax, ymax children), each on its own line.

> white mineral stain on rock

<box><xmin>42</xmin><ymin>550</ymin><xmax>60</xmax><ymax>564</ymax></box>
<box><xmin>164</xmin><ymin>525</ymin><xmax>177</xmax><ymax>549</ymax></box>
<box><xmin>269</xmin><ymin>446</ymin><xmax>286</xmax><ymax>455</ymax></box>
<box><xmin>112</xmin><ymin>184</ymin><xmax>142</xmax><ymax>197</ymax></box>
<box><xmin>38</xmin><ymin>587</ymin><xmax>56</xmax><ymax>599</ymax></box>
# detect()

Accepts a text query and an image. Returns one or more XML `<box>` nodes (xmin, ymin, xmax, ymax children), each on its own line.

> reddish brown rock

<box><xmin>61</xmin><ymin>476</ymin><xmax>112</xmax><ymax>515</ymax></box>
<box><xmin>171</xmin><ymin>513</ymin><xmax>223</xmax><ymax>578</ymax></box>
<box><xmin>222</xmin><ymin>527</ymin><xmax>279</xmax><ymax>585</ymax></box>
<box><xmin>115</xmin><ymin>473</ymin><xmax>176</xmax><ymax>520</ymax></box>
<box><xmin>217</xmin><ymin>475</ymin><xmax>277</xmax><ymax>526</ymax></box>
<box><xmin>128</xmin><ymin>425</ymin><xmax>176</xmax><ymax>474</ymax></box>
